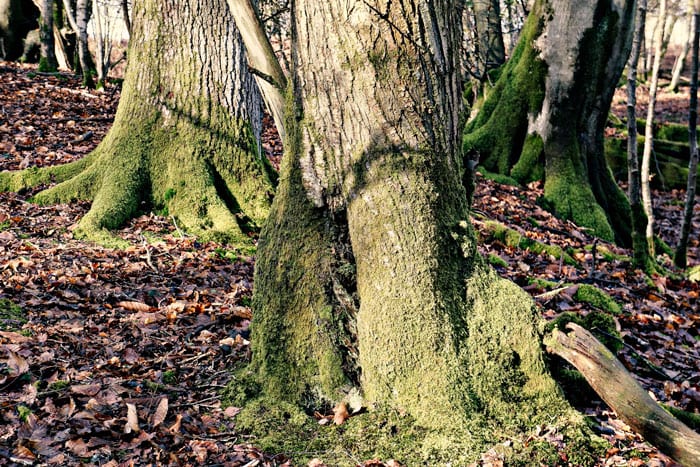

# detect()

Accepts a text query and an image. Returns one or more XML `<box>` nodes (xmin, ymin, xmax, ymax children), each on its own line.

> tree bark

<box><xmin>0</xmin><ymin>0</ymin><xmax>274</xmax><ymax>246</ymax></box>
<box><xmin>463</xmin><ymin>0</ymin><xmax>636</xmax><ymax>246</ymax></box>
<box><xmin>675</xmin><ymin>2</ymin><xmax>700</xmax><ymax>268</ymax></box>
<box><xmin>546</xmin><ymin>323</ymin><xmax>700</xmax><ymax>466</ymax></box>
<box><xmin>642</xmin><ymin>0</ymin><xmax>667</xmax><ymax>257</ymax></box>
<box><xmin>0</xmin><ymin>0</ymin><xmax>39</xmax><ymax>61</ymax></box>
<box><xmin>668</xmin><ymin>6</ymin><xmax>693</xmax><ymax>93</ymax></box>
<box><xmin>248</xmin><ymin>0</ymin><xmax>580</xmax><ymax>461</ymax></box>
<box><xmin>628</xmin><ymin>0</ymin><xmax>653</xmax><ymax>272</ymax></box>
<box><xmin>473</xmin><ymin>0</ymin><xmax>506</xmax><ymax>74</ymax></box>
<box><xmin>39</xmin><ymin>0</ymin><xmax>57</xmax><ymax>71</ymax></box>
<box><xmin>60</xmin><ymin>0</ymin><xmax>94</xmax><ymax>86</ymax></box>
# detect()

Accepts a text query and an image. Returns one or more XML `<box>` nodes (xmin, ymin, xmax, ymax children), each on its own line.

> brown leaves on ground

<box><xmin>1</xmin><ymin>60</ymin><xmax>699</xmax><ymax>466</ymax></box>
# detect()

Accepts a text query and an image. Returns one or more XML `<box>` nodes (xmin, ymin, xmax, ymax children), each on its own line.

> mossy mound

<box><xmin>0</xmin><ymin>298</ymin><xmax>27</xmax><ymax>332</ymax></box>
<box><xmin>574</xmin><ymin>284</ymin><xmax>622</xmax><ymax>315</ymax></box>
<box><xmin>479</xmin><ymin>220</ymin><xmax>577</xmax><ymax>266</ymax></box>
<box><xmin>223</xmin><ymin>393</ymin><xmax>604</xmax><ymax>467</ymax></box>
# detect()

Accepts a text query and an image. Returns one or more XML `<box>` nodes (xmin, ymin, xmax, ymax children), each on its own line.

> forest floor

<box><xmin>0</xmin><ymin>61</ymin><xmax>698</xmax><ymax>466</ymax></box>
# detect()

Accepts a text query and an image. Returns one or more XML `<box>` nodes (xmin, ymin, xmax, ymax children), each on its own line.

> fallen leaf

<box><xmin>152</xmin><ymin>397</ymin><xmax>168</xmax><ymax>427</ymax></box>
<box><xmin>332</xmin><ymin>402</ymin><xmax>349</xmax><ymax>425</ymax></box>
<box><xmin>125</xmin><ymin>403</ymin><xmax>140</xmax><ymax>433</ymax></box>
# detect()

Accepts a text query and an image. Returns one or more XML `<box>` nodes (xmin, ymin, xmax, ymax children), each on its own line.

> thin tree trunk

<box><xmin>92</xmin><ymin>0</ymin><xmax>106</xmax><ymax>87</ymax></box>
<box><xmin>674</xmin><ymin>3</ymin><xmax>700</xmax><ymax>268</ymax></box>
<box><xmin>628</xmin><ymin>0</ymin><xmax>653</xmax><ymax>271</ymax></box>
<box><xmin>62</xmin><ymin>0</ymin><xmax>94</xmax><ymax>87</ymax></box>
<box><xmin>668</xmin><ymin>6</ymin><xmax>693</xmax><ymax>92</ymax></box>
<box><xmin>121</xmin><ymin>0</ymin><xmax>130</xmax><ymax>36</ymax></box>
<box><xmin>39</xmin><ymin>0</ymin><xmax>57</xmax><ymax>71</ymax></box>
<box><xmin>642</xmin><ymin>0</ymin><xmax>667</xmax><ymax>257</ymax></box>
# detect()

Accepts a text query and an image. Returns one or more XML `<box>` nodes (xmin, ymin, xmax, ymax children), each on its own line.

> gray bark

<box><xmin>39</xmin><ymin>0</ymin><xmax>57</xmax><ymax>70</ymax></box>
<box><xmin>473</xmin><ymin>0</ymin><xmax>506</xmax><ymax>73</ymax></box>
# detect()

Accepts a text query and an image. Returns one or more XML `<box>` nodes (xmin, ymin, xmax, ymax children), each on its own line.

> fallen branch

<box><xmin>545</xmin><ymin>322</ymin><xmax>700</xmax><ymax>466</ymax></box>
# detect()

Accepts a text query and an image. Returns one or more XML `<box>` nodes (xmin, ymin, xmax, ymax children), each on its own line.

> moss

<box><xmin>511</xmin><ymin>133</ymin><xmax>545</xmax><ymax>183</ymax></box>
<box><xmin>546</xmin><ymin>311</ymin><xmax>622</xmax><ymax>353</ymax></box>
<box><xmin>0</xmin><ymin>298</ymin><xmax>26</xmax><ymax>331</ymax></box>
<box><xmin>543</xmin><ymin>145</ymin><xmax>615</xmax><ymax>242</ymax></box>
<box><xmin>476</xmin><ymin>166</ymin><xmax>519</xmax><ymax>186</ymax></box>
<box><xmin>574</xmin><ymin>284</ymin><xmax>622</xmax><ymax>315</ymax></box>
<box><xmin>480</xmin><ymin>220</ymin><xmax>578</xmax><ymax>266</ymax></box>
<box><xmin>528</xmin><ymin>278</ymin><xmax>560</xmax><ymax>290</ymax></box>
<box><xmin>487</xmin><ymin>253</ymin><xmax>508</xmax><ymax>268</ymax></box>
<box><xmin>583</xmin><ymin>243</ymin><xmax>630</xmax><ymax>263</ymax></box>
<box><xmin>462</xmin><ymin>4</ymin><xmax>548</xmax><ymax>175</ymax></box>
<box><xmin>662</xmin><ymin>404</ymin><xmax>700</xmax><ymax>431</ymax></box>
<box><xmin>689</xmin><ymin>265</ymin><xmax>700</xmax><ymax>282</ymax></box>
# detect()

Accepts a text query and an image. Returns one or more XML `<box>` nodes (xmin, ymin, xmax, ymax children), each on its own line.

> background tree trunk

<box><xmin>473</xmin><ymin>0</ymin><xmax>506</xmax><ymax>74</ymax></box>
<box><xmin>61</xmin><ymin>0</ymin><xmax>94</xmax><ymax>86</ymax></box>
<box><xmin>248</xmin><ymin>0</ymin><xmax>582</xmax><ymax>462</ymax></box>
<box><xmin>463</xmin><ymin>0</ymin><xmax>636</xmax><ymax>246</ymax></box>
<box><xmin>0</xmin><ymin>0</ymin><xmax>39</xmax><ymax>60</ymax></box>
<box><xmin>668</xmin><ymin>5</ymin><xmax>693</xmax><ymax>93</ymax></box>
<box><xmin>0</xmin><ymin>0</ymin><xmax>274</xmax><ymax>245</ymax></box>
<box><xmin>674</xmin><ymin>1</ymin><xmax>700</xmax><ymax>268</ymax></box>
<box><xmin>39</xmin><ymin>0</ymin><xmax>57</xmax><ymax>71</ymax></box>
<box><xmin>642</xmin><ymin>0</ymin><xmax>667</xmax><ymax>257</ymax></box>
<box><xmin>628</xmin><ymin>0</ymin><xmax>654</xmax><ymax>271</ymax></box>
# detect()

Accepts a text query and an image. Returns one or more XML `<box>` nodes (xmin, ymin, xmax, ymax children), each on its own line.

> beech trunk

<box><xmin>0</xmin><ymin>0</ymin><xmax>274</xmax><ymax>246</ymax></box>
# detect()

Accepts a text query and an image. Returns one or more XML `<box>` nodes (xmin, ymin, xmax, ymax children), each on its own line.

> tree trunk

<box><xmin>473</xmin><ymin>0</ymin><xmax>506</xmax><ymax>74</ymax></box>
<box><xmin>628</xmin><ymin>0</ymin><xmax>654</xmax><ymax>272</ymax></box>
<box><xmin>0</xmin><ymin>0</ymin><xmax>274</xmax><ymax>246</ymax></box>
<box><xmin>0</xmin><ymin>0</ymin><xmax>39</xmax><ymax>61</ymax></box>
<box><xmin>62</xmin><ymin>0</ymin><xmax>94</xmax><ymax>86</ymax></box>
<box><xmin>91</xmin><ymin>0</ymin><xmax>107</xmax><ymax>88</ymax></box>
<box><xmin>246</xmin><ymin>0</ymin><xmax>584</xmax><ymax>462</ymax></box>
<box><xmin>463</xmin><ymin>0</ymin><xmax>636</xmax><ymax>246</ymax></box>
<box><xmin>668</xmin><ymin>6</ymin><xmax>693</xmax><ymax>93</ymax></box>
<box><xmin>675</xmin><ymin>3</ymin><xmax>700</xmax><ymax>268</ymax></box>
<box><xmin>39</xmin><ymin>0</ymin><xmax>57</xmax><ymax>71</ymax></box>
<box><xmin>642</xmin><ymin>0</ymin><xmax>667</xmax><ymax>257</ymax></box>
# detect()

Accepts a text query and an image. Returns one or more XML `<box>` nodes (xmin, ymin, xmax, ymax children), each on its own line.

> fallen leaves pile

<box><xmin>1</xmin><ymin>61</ymin><xmax>699</xmax><ymax>466</ymax></box>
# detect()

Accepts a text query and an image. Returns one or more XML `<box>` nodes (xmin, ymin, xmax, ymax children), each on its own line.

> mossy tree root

<box><xmin>546</xmin><ymin>323</ymin><xmax>700</xmax><ymax>466</ymax></box>
<box><xmin>0</xmin><ymin>115</ymin><xmax>274</xmax><ymax>246</ymax></box>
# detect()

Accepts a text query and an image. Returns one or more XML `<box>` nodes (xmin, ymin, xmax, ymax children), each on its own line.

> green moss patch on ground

<box><xmin>0</xmin><ymin>298</ymin><xmax>27</xmax><ymax>332</ymax></box>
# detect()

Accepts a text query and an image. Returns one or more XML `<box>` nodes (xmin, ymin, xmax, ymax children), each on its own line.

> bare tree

<box><xmin>675</xmin><ymin>0</ymin><xmax>700</xmax><ymax>268</ymax></box>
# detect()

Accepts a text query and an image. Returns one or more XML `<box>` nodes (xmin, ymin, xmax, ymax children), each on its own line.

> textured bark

<box><xmin>546</xmin><ymin>323</ymin><xmax>700</xmax><ymax>466</ymax></box>
<box><xmin>642</xmin><ymin>0</ymin><xmax>667</xmax><ymax>256</ymax></box>
<box><xmin>473</xmin><ymin>0</ymin><xmax>506</xmax><ymax>72</ymax></box>
<box><xmin>668</xmin><ymin>7</ymin><xmax>693</xmax><ymax>93</ymax></box>
<box><xmin>39</xmin><ymin>0</ymin><xmax>57</xmax><ymax>71</ymax></box>
<box><xmin>675</xmin><ymin>4</ymin><xmax>700</xmax><ymax>268</ymax></box>
<box><xmin>463</xmin><ymin>0</ymin><xmax>636</xmax><ymax>246</ymax></box>
<box><xmin>0</xmin><ymin>0</ymin><xmax>273</xmax><ymax>246</ymax></box>
<box><xmin>249</xmin><ymin>0</ymin><xmax>577</xmax><ymax>461</ymax></box>
<box><xmin>61</xmin><ymin>0</ymin><xmax>94</xmax><ymax>86</ymax></box>
<box><xmin>0</xmin><ymin>0</ymin><xmax>39</xmax><ymax>60</ymax></box>
<box><xmin>627</xmin><ymin>0</ymin><xmax>653</xmax><ymax>271</ymax></box>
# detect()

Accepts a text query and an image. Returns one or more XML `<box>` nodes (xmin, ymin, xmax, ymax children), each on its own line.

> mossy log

<box><xmin>546</xmin><ymin>323</ymin><xmax>700</xmax><ymax>466</ymax></box>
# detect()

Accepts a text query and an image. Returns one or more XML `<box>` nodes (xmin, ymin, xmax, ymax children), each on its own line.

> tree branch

<box><xmin>226</xmin><ymin>0</ymin><xmax>287</xmax><ymax>142</ymax></box>
<box><xmin>545</xmin><ymin>323</ymin><xmax>700</xmax><ymax>466</ymax></box>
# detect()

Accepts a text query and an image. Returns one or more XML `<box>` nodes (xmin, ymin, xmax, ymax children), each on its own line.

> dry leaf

<box><xmin>332</xmin><ymin>402</ymin><xmax>349</xmax><ymax>425</ymax></box>
<box><xmin>308</xmin><ymin>459</ymin><xmax>326</xmax><ymax>467</ymax></box>
<box><xmin>117</xmin><ymin>301</ymin><xmax>155</xmax><ymax>312</ymax></box>
<box><xmin>152</xmin><ymin>397</ymin><xmax>168</xmax><ymax>427</ymax></box>
<box><xmin>125</xmin><ymin>403</ymin><xmax>140</xmax><ymax>433</ymax></box>
<box><xmin>168</xmin><ymin>413</ymin><xmax>183</xmax><ymax>434</ymax></box>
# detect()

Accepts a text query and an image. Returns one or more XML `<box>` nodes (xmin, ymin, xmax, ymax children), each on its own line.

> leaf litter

<box><xmin>1</xmin><ymin>61</ymin><xmax>699</xmax><ymax>466</ymax></box>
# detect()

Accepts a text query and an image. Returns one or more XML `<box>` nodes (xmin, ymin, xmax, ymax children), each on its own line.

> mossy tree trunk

<box><xmin>38</xmin><ymin>0</ymin><xmax>57</xmax><ymax>71</ymax></box>
<box><xmin>463</xmin><ymin>0</ymin><xmax>636</xmax><ymax>246</ymax></box>
<box><xmin>248</xmin><ymin>0</ymin><xmax>580</xmax><ymax>460</ymax></box>
<box><xmin>0</xmin><ymin>0</ymin><xmax>274</xmax><ymax>245</ymax></box>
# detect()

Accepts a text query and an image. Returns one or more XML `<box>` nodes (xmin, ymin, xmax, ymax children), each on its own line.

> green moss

<box><xmin>528</xmin><ymin>278</ymin><xmax>560</xmax><ymax>290</ymax></box>
<box><xmin>38</xmin><ymin>57</ymin><xmax>56</xmax><ymax>73</ymax></box>
<box><xmin>48</xmin><ymin>380</ymin><xmax>70</xmax><ymax>391</ymax></box>
<box><xmin>582</xmin><ymin>244</ymin><xmax>630</xmax><ymax>263</ymax></box>
<box><xmin>689</xmin><ymin>265</ymin><xmax>700</xmax><ymax>282</ymax></box>
<box><xmin>662</xmin><ymin>404</ymin><xmax>700</xmax><ymax>431</ymax></box>
<box><xmin>17</xmin><ymin>405</ymin><xmax>32</xmax><ymax>422</ymax></box>
<box><xmin>463</xmin><ymin>5</ymin><xmax>548</xmax><ymax>175</ymax></box>
<box><xmin>476</xmin><ymin>166</ymin><xmax>520</xmax><ymax>186</ymax></box>
<box><xmin>0</xmin><ymin>298</ymin><xmax>26</xmax><ymax>331</ymax></box>
<box><xmin>546</xmin><ymin>311</ymin><xmax>622</xmax><ymax>353</ymax></box>
<box><xmin>574</xmin><ymin>284</ymin><xmax>622</xmax><ymax>315</ymax></box>
<box><xmin>480</xmin><ymin>220</ymin><xmax>578</xmax><ymax>266</ymax></box>
<box><xmin>511</xmin><ymin>133</ymin><xmax>545</xmax><ymax>183</ymax></box>
<box><xmin>487</xmin><ymin>253</ymin><xmax>508</xmax><ymax>268</ymax></box>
